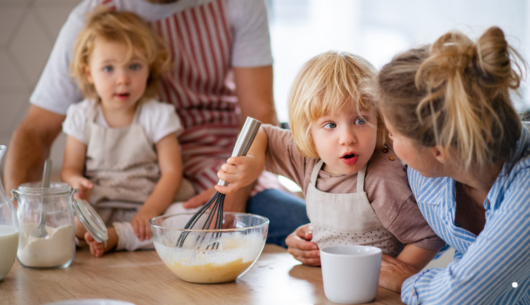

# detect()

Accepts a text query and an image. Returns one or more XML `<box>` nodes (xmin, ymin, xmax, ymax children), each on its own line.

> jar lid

<box><xmin>72</xmin><ymin>199</ymin><xmax>108</xmax><ymax>247</ymax></box>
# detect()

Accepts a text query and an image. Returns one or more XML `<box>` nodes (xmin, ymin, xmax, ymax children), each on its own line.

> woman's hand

<box><xmin>379</xmin><ymin>254</ymin><xmax>420</xmax><ymax>293</ymax></box>
<box><xmin>215</xmin><ymin>155</ymin><xmax>263</xmax><ymax>194</ymax></box>
<box><xmin>286</xmin><ymin>224</ymin><xmax>321</xmax><ymax>266</ymax></box>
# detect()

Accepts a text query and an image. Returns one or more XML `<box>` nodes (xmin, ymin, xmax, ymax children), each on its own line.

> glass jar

<box><xmin>0</xmin><ymin>145</ymin><xmax>19</xmax><ymax>280</ymax></box>
<box><xmin>13</xmin><ymin>182</ymin><xmax>76</xmax><ymax>269</ymax></box>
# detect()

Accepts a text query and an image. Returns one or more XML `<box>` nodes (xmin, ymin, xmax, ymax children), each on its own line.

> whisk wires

<box><xmin>176</xmin><ymin>191</ymin><xmax>225</xmax><ymax>249</ymax></box>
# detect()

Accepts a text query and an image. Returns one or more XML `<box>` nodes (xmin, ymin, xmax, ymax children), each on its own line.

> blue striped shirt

<box><xmin>402</xmin><ymin>127</ymin><xmax>530</xmax><ymax>305</ymax></box>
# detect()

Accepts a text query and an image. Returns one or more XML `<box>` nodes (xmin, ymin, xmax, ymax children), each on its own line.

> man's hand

<box><xmin>379</xmin><ymin>254</ymin><xmax>419</xmax><ymax>293</ymax></box>
<box><xmin>286</xmin><ymin>224</ymin><xmax>321</xmax><ymax>266</ymax></box>
<box><xmin>131</xmin><ymin>208</ymin><xmax>158</xmax><ymax>241</ymax></box>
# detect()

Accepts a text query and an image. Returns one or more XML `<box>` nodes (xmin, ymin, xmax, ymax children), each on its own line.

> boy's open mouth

<box><xmin>341</xmin><ymin>153</ymin><xmax>358</xmax><ymax>165</ymax></box>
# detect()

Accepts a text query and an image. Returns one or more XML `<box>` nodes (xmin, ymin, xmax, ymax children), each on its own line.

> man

<box><xmin>6</xmin><ymin>0</ymin><xmax>309</xmax><ymax>247</ymax></box>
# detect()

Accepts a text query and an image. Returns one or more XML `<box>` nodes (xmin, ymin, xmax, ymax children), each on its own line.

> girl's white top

<box><xmin>62</xmin><ymin>99</ymin><xmax>183</xmax><ymax>145</ymax></box>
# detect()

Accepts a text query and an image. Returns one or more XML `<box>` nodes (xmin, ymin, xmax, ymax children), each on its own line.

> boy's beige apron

<box><xmin>306</xmin><ymin>159</ymin><xmax>402</xmax><ymax>257</ymax></box>
<box><xmin>84</xmin><ymin>104</ymin><xmax>195</xmax><ymax>225</ymax></box>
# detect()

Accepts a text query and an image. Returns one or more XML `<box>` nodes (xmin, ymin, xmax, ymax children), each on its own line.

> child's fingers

<box><xmin>137</xmin><ymin>220</ymin><xmax>145</xmax><ymax>240</ymax></box>
<box><xmin>217</xmin><ymin>169</ymin><xmax>230</xmax><ymax>181</ymax></box>
<box><xmin>289</xmin><ymin>234</ymin><xmax>318</xmax><ymax>252</ymax></box>
<box><xmin>81</xmin><ymin>179</ymin><xmax>94</xmax><ymax>189</ymax></box>
<box><xmin>217</xmin><ymin>170</ymin><xmax>241</xmax><ymax>185</ymax></box>
<box><xmin>299</xmin><ymin>257</ymin><xmax>321</xmax><ymax>266</ymax></box>
<box><xmin>215</xmin><ymin>184</ymin><xmax>240</xmax><ymax>195</ymax></box>
<box><xmin>220</xmin><ymin>163</ymin><xmax>239</xmax><ymax>174</ymax></box>
<box><xmin>295</xmin><ymin>224</ymin><xmax>312</xmax><ymax>239</ymax></box>
<box><xmin>288</xmin><ymin>248</ymin><xmax>320</xmax><ymax>259</ymax></box>
<box><xmin>132</xmin><ymin>220</ymin><xmax>141</xmax><ymax>238</ymax></box>
<box><xmin>145</xmin><ymin>222</ymin><xmax>151</xmax><ymax>240</ymax></box>
<box><xmin>226</xmin><ymin>156</ymin><xmax>246</xmax><ymax>165</ymax></box>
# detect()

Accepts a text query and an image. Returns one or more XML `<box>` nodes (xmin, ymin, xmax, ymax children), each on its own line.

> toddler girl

<box><xmin>61</xmin><ymin>8</ymin><xmax>195</xmax><ymax>257</ymax></box>
<box><xmin>217</xmin><ymin>51</ymin><xmax>444</xmax><ymax>268</ymax></box>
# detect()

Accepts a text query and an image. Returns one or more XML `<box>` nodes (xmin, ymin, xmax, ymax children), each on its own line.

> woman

<box><xmin>287</xmin><ymin>26</ymin><xmax>530</xmax><ymax>304</ymax></box>
<box><xmin>374</xmin><ymin>26</ymin><xmax>530</xmax><ymax>303</ymax></box>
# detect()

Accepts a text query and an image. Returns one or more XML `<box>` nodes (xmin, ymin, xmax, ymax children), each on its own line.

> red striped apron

<box><xmin>101</xmin><ymin>0</ymin><xmax>280</xmax><ymax>195</ymax></box>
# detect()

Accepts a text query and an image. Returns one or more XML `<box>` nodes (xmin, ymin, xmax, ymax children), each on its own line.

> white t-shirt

<box><xmin>62</xmin><ymin>99</ymin><xmax>183</xmax><ymax>145</ymax></box>
<box><xmin>30</xmin><ymin>0</ymin><xmax>273</xmax><ymax>115</ymax></box>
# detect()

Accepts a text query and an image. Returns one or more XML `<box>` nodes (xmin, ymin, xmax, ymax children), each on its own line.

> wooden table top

<box><xmin>0</xmin><ymin>244</ymin><xmax>403</xmax><ymax>305</ymax></box>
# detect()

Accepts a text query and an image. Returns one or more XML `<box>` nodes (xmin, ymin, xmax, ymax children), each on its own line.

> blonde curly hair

<box><xmin>71</xmin><ymin>7</ymin><xmax>171</xmax><ymax>101</ymax></box>
<box><xmin>288</xmin><ymin>51</ymin><xmax>386</xmax><ymax>158</ymax></box>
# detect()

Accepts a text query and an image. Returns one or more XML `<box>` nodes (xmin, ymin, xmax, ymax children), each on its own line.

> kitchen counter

<box><xmin>0</xmin><ymin>244</ymin><xmax>403</xmax><ymax>304</ymax></box>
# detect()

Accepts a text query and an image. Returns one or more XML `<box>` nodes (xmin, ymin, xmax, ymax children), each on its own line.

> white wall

<box><xmin>0</xmin><ymin>0</ymin><xmax>82</xmax><ymax>171</ymax></box>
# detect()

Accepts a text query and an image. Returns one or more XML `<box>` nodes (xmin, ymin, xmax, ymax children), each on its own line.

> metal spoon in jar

<box><xmin>31</xmin><ymin>159</ymin><xmax>52</xmax><ymax>238</ymax></box>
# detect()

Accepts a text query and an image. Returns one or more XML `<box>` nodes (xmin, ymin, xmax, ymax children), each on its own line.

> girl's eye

<box><xmin>355</xmin><ymin>117</ymin><xmax>366</xmax><ymax>125</ymax></box>
<box><xmin>103</xmin><ymin>66</ymin><xmax>113</xmax><ymax>73</ymax></box>
<box><xmin>130</xmin><ymin>63</ymin><xmax>141</xmax><ymax>70</ymax></box>
<box><xmin>323</xmin><ymin>122</ymin><xmax>337</xmax><ymax>129</ymax></box>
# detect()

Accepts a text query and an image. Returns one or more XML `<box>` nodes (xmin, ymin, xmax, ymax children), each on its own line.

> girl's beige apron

<box><xmin>306</xmin><ymin>159</ymin><xmax>402</xmax><ymax>257</ymax></box>
<box><xmin>84</xmin><ymin>104</ymin><xmax>195</xmax><ymax>225</ymax></box>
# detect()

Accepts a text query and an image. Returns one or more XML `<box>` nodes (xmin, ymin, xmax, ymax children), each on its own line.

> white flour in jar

<box><xmin>18</xmin><ymin>224</ymin><xmax>74</xmax><ymax>268</ymax></box>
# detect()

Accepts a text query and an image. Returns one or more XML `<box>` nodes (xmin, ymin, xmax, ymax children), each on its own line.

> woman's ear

<box><xmin>84</xmin><ymin>64</ymin><xmax>93</xmax><ymax>84</ymax></box>
<box><xmin>431</xmin><ymin>145</ymin><xmax>449</xmax><ymax>164</ymax></box>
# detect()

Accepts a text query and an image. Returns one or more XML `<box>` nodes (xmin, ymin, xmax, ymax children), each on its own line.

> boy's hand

<box><xmin>215</xmin><ymin>155</ymin><xmax>262</xmax><ymax>194</ymax></box>
<box><xmin>286</xmin><ymin>224</ymin><xmax>321</xmax><ymax>266</ymax></box>
<box><xmin>69</xmin><ymin>176</ymin><xmax>93</xmax><ymax>201</ymax></box>
<box><xmin>131</xmin><ymin>208</ymin><xmax>158</xmax><ymax>241</ymax></box>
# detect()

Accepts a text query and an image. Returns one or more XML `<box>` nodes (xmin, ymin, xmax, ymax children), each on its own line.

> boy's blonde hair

<box><xmin>288</xmin><ymin>51</ymin><xmax>386</xmax><ymax>158</ymax></box>
<box><xmin>376</xmin><ymin>27</ymin><xmax>524</xmax><ymax>170</ymax></box>
<box><xmin>71</xmin><ymin>7</ymin><xmax>171</xmax><ymax>100</ymax></box>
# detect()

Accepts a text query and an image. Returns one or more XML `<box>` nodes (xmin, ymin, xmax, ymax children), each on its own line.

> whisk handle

<box><xmin>218</xmin><ymin>117</ymin><xmax>262</xmax><ymax>187</ymax></box>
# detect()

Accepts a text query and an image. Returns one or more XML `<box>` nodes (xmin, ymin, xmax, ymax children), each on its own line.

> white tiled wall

<box><xmin>0</xmin><ymin>0</ymin><xmax>82</xmax><ymax>170</ymax></box>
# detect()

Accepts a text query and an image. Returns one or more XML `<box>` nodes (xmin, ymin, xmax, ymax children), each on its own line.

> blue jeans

<box><xmin>247</xmin><ymin>189</ymin><xmax>309</xmax><ymax>248</ymax></box>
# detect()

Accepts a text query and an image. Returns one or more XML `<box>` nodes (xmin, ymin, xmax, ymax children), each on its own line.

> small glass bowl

<box><xmin>150</xmin><ymin>212</ymin><xmax>269</xmax><ymax>283</ymax></box>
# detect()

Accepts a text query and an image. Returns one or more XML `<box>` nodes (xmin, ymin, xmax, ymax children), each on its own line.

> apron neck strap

<box><xmin>356</xmin><ymin>164</ymin><xmax>367</xmax><ymax>192</ymax></box>
<box><xmin>310</xmin><ymin>159</ymin><xmax>324</xmax><ymax>185</ymax></box>
<box><xmin>310</xmin><ymin>159</ymin><xmax>368</xmax><ymax>192</ymax></box>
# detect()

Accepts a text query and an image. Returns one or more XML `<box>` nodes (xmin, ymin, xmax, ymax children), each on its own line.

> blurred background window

<box><xmin>268</xmin><ymin>0</ymin><xmax>530</xmax><ymax>123</ymax></box>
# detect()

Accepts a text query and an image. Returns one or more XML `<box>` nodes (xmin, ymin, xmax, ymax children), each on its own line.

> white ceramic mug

<box><xmin>320</xmin><ymin>245</ymin><xmax>382</xmax><ymax>304</ymax></box>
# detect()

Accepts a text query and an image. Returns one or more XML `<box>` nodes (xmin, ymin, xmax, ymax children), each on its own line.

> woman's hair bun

<box><xmin>377</xmin><ymin>26</ymin><xmax>525</xmax><ymax>170</ymax></box>
<box><xmin>476</xmin><ymin>26</ymin><xmax>521</xmax><ymax>89</ymax></box>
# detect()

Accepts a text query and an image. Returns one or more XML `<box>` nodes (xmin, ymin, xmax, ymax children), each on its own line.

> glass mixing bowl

<box><xmin>150</xmin><ymin>212</ymin><xmax>269</xmax><ymax>284</ymax></box>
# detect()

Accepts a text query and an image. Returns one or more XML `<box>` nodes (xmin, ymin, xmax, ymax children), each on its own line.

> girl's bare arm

<box><xmin>61</xmin><ymin>135</ymin><xmax>93</xmax><ymax>201</ymax></box>
<box><xmin>131</xmin><ymin>133</ymin><xmax>183</xmax><ymax>240</ymax></box>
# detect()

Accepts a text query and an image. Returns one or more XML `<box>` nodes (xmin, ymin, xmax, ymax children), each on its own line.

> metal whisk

<box><xmin>176</xmin><ymin>117</ymin><xmax>262</xmax><ymax>249</ymax></box>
